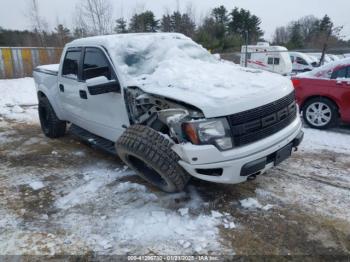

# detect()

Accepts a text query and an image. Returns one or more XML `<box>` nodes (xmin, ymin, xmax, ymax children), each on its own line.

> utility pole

<box><xmin>176</xmin><ymin>0</ymin><xmax>180</xmax><ymax>12</ymax></box>
<box><xmin>244</xmin><ymin>30</ymin><xmax>249</xmax><ymax>67</ymax></box>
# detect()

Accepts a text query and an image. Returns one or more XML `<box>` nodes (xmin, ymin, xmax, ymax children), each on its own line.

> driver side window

<box><xmin>296</xmin><ymin>57</ymin><xmax>307</xmax><ymax>65</ymax></box>
<box><xmin>83</xmin><ymin>48</ymin><xmax>115</xmax><ymax>81</ymax></box>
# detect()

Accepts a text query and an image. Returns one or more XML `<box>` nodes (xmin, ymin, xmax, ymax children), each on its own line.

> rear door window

<box><xmin>62</xmin><ymin>49</ymin><xmax>81</xmax><ymax>79</ymax></box>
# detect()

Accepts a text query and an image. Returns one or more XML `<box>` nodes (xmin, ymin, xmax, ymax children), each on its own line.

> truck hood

<box><xmin>81</xmin><ymin>33</ymin><xmax>293</xmax><ymax>118</ymax></box>
<box><xmin>127</xmin><ymin>59</ymin><xmax>294</xmax><ymax>118</ymax></box>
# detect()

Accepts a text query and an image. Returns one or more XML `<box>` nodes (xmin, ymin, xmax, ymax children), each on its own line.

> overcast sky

<box><xmin>1</xmin><ymin>0</ymin><xmax>349</xmax><ymax>41</ymax></box>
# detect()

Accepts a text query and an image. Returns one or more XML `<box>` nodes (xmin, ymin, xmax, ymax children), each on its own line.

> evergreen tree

<box><xmin>287</xmin><ymin>22</ymin><xmax>304</xmax><ymax>49</ymax></box>
<box><xmin>196</xmin><ymin>6</ymin><xmax>264</xmax><ymax>52</ymax></box>
<box><xmin>129</xmin><ymin>11</ymin><xmax>159</xmax><ymax>33</ymax></box>
<box><xmin>273</xmin><ymin>14</ymin><xmax>343</xmax><ymax>51</ymax></box>
<box><xmin>160</xmin><ymin>11</ymin><xmax>195</xmax><ymax>37</ymax></box>
<box><xmin>228</xmin><ymin>7</ymin><xmax>263</xmax><ymax>44</ymax></box>
<box><xmin>319</xmin><ymin>15</ymin><xmax>333</xmax><ymax>33</ymax></box>
<box><xmin>212</xmin><ymin>5</ymin><xmax>229</xmax><ymax>26</ymax></box>
<box><xmin>55</xmin><ymin>24</ymin><xmax>71</xmax><ymax>46</ymax></box>
<box><xmin>211</xmin><ymin>6</ymin><xmax>228</xmax><ymax>40</ymax></box>
<box><xmin>115</xmin><ymin>18</ymin><xmax>128</xmax><ymax>33</ymax></box>
<box><xmin>161</xmin><ymin>14</ymin><xmax>172</xmax><ymax>32</ymax></box>
<box><xmin>196</xmin><ymin>17</ymin><xmax>222</xmax><ymax>51</ymax></box>
<box><xmin>180</xmin><ymin>13</ymin><xmax>196</xmax><ymax>37</ymax></box>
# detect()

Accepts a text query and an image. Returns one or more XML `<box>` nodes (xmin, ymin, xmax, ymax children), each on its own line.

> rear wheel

<box><xmin>302</xmin><ymin>98</ymin><xmax>338</xmax><ymax>129</ymax></box>
<box><xmin>116</xmin><ymin>125</ymin><xmax>190</xmax><ymax>193</ymax></box>
<box><xmin>38</xmin><ymin>96</ymin><xmax>66</xmax><ymax>138</ymax></box>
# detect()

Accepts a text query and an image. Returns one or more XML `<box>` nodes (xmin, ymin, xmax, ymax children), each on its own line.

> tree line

<box><xmin>0</xmin><ymin>0</ymin><xmax>348</xmax><ymax>53</ymax></box>
<box><xmin>0</xmin><ymin>0</ymin><xmax>263</xmax><ymax>52</ymax></box>
<box><xmin>273</xmin><ymin>15</ymin><xmax>347</xmax><ymax>50</ymax></box>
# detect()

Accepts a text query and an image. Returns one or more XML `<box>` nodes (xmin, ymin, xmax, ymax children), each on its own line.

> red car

<box><xmin>291</xmin><ymin>58</ymin><xmax>350</xmax><ymax>129</ymax></box>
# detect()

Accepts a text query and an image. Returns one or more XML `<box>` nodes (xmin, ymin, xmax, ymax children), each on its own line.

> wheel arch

<box><xmin>37</xmin><ymin>90</ymin><xmax>65</xmax><ymax>121</ymax></box>
<box><xmin>37</xmin><ymin>90</ymin><xmax>47</xmax><ymax>99</ymax></box>
<box><xmin>301</xmin><ymin>95</ymin><xmax>340</xmax><ymax>117</ymax></box>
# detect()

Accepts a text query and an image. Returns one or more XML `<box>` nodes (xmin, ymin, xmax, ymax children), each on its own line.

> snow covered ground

<box><xmin>0</xmin><ymin>78</ymin><xmax>349</xmax><ymax>255</ymax></box>
<box><xmin>0</xmin><ymin>78</ymin><xmax>38</xmax><ymax>123</ymax></box>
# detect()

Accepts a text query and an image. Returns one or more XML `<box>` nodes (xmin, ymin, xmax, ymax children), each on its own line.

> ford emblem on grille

<box><xmin>227</xmin><ymin>92</ymin><xmax>297</xmax><ymax>146</ymax></box>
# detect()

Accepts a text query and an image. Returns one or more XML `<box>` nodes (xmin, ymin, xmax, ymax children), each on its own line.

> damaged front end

<box><xmin>124</xmin><ymin>86</ymin><xmax>204</xmax><ymax>144</ymax></box>
<box><xmin>124</xmin><ymin>86</ymin><xmax>234</xmax><ymax>151</ymax></box>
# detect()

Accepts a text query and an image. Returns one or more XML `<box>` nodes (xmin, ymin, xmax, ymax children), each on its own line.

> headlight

<box><xmin>182</xmin><ymin>118</ymin><xmax>233</xmax><ymax>151</ymax></box>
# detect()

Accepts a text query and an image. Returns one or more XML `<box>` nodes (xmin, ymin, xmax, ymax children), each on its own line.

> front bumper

<box><xmin>173</xmin><ymin>117</ymin><xmax>303</xmax><ymax>184</ymax></box>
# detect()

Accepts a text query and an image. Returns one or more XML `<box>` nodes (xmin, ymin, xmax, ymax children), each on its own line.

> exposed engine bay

<box><xmin>124</xmin><ymin>86</ymin><xmax>204</xmax><ymax>143</ymax></box>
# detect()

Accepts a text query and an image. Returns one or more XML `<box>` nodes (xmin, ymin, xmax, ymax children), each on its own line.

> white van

<box><xmin>240</xmin><ymin>43</ymin><xmax>292</xmax><ymax>75</ymax></box>
<box><xmin>289</xmin><ymin>52</ymin><xmax>315</xmax><ymax>72</ymax></box>
<box><xmin>328</xmin><ymin>54</ymin><xmax>340</xmax><ymax>61</ymax></box>
<box><xmin>306</xmin><ymin>53</ymin><xmax>332</xmax><ymax>65</ymax></box>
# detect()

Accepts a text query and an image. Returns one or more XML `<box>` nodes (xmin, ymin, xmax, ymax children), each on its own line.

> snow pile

<box><xmin>71</xmin><ymin>33</ymin><xmax>293</xmax><ymax>118</ymax></box>
<box><xmin>240</xmin><ymin>198</ymin><xmax>274</xmax><ymax>211</ymax></box>
<box><xmin>301</xmin><ymin>128</ymin><xmax>350</xmax><ymax>154</ymax></box>
<box><xmin>0</xmin><ymin>78</ymin><xmax>38</xmax><ymax>122</ymax></box>
<box><xmin>55</xmin><ymin>177</ymin><xmax>232</xmax><ymax>254</ymax></box>
<box><xmin>55</xmin><ymin>168</ymin><xmax>134</xmax><ymax>209</ymax></box>
<box><xmin>29</xmin><ymin>181</ymin><xmax>45</xmax><ymax>190</ymax></box>
<box><xmin>0</xmin><ymin>130</ymin><xmax>21</xmax><ymax>145</ymax></box>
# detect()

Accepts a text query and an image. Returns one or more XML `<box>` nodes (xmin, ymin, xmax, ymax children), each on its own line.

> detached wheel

<box><xmin>38</xmin><ymin>96</ymin><xmax>66</xmax><ymax>138</ymax></box>
<box><xmin>116</xmin><ymin>125</ymin><xmax>190</xmax><ymax>193</ymax></box>
<box><xmin>302</xmin><ymin>98</ymin><xmax>338</xmax><ymax>129</ymax></box>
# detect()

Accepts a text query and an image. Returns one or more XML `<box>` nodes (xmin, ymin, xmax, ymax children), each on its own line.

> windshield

<box><xmin>114</xmin><ymin>35</ymin><xmax>216</xmax><ymax>77</ymax></box>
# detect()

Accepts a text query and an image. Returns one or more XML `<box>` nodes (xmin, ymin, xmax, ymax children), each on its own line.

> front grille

<box><xmin>227</xmin><ymin>92</ymin><xmax>297</xmax><ymax>147</ymax></box>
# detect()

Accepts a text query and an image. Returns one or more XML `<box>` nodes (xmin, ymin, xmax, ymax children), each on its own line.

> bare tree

<box><xmin>185</xmin><ymin>2</ymin><xmax>197</xmax><ymax>25</ymax></box>
<box><xmin>273</xmin><ymin>26</ymin><xmax>289</xmax><ymax>44</ymax></box>
<box><xmin>27</xmin><ymin>0</ymin><xmax>48</xmax><ymax>46</ymax></box>
<box><xmin>74</xmin><ymin>0</ymin><xmax>113</xmax><ymax>36</ymax></box>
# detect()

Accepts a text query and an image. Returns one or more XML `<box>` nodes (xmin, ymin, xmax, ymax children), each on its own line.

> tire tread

<box><xmin>116</xmin><ymin>125</ymin><xmax>190</xmax><ymax>192</ymax></box>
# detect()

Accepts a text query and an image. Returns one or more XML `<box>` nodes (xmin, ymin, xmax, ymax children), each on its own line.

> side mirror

<box><xmin>86</xmin><ymin>76</ymin><xmax>120</xmax><ymax>95</ymax></box>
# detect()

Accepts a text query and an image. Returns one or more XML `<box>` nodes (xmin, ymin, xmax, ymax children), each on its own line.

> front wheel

<box><xmin>302</xmin><ymin>98</ymin><xmax>338</xmax><ymax>129</ymax></box>
<box><xmin>116</xmin><ymin>125</ymin><xmax>190</xmax><ymax>193</ymax></box>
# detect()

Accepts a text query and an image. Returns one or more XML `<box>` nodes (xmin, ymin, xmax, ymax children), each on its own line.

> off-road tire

<box><xmin>116</xmin><ymin>125</ymin><xmax>190</xmax><ymax>193</ymax></box>
<box><xmin>38</xmin><ymin>96</ymin><xmax>66</xmax><ymax>138</ymax></box>
<box><xmin>302</xmin><ymin>97</ymin><xmax>339</xmax><ymax>130</ymax></box>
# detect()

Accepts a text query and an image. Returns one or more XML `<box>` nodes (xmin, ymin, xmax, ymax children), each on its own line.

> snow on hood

<box><xmin>71</xmin><ymin>33</ymin><xmax>294</xmax><ymax>118</ymax></box>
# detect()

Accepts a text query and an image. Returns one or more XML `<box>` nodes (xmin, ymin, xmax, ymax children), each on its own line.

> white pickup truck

<box><xmin>33</xmin><ymin>33</ymin><xmax>303</xmax><ymax>193</ymax></box>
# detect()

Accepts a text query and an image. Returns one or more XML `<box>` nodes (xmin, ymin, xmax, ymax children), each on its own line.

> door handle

<box><xmin>79</xmin><ymin>90</ymin><xmax>88</xmax><ymax>99</ymax></box>
<box><xmin>59</xmin><ymin>84</ymin><xmax>64</xmax><ymax>92</ymax></box>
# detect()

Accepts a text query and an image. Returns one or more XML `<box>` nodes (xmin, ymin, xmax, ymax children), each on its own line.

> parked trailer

<box><xmin>240</xmin><ymin>43</ymin><xmax>292</xmax><ymax>76</ymax></box>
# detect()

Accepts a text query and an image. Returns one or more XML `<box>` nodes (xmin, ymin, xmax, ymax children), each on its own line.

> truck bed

<box><xmin>33</xmin><ymin>64</ymin><xmax>59</xmax><ymax>105</ymax></box>
<box><xmin>34</xmin><ymin>64</ymin><xmax>59</xmax><ymax>76</ymax></box>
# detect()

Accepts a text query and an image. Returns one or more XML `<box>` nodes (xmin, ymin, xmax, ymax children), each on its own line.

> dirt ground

<box><xmin>0</xmin><ymin>118</ymin><xmax>349</xmax><ymax>257</ymax></box>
